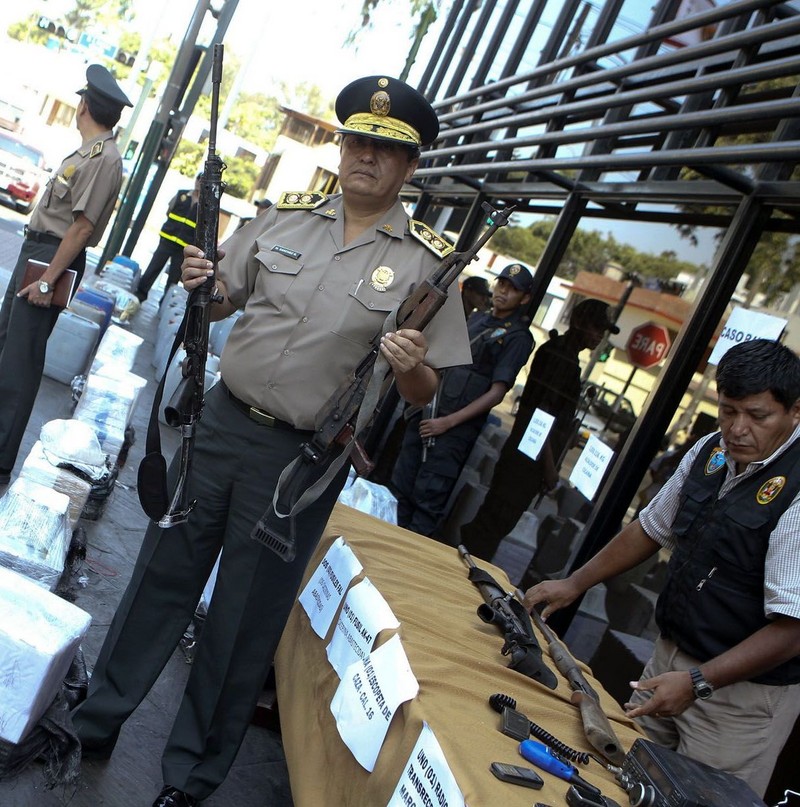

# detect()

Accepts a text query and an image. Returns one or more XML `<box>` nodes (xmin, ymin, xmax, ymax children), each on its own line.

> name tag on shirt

<box><xmin>272</xmin><ymin>245</ymin><xmax>302</xmax><ymax>260</ymax></box>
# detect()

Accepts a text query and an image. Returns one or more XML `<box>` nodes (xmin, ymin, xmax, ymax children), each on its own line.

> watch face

<box><xmin>39</xmin><ymin>281</ymin><xmax>50</xmax><ymax>293</ymax></box>
<box><xmin>696</xmin><ymin>682</ymin><xmax>713</xmax><ymax>699</ymax></box>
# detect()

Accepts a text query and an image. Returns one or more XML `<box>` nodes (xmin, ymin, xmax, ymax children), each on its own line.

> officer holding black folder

<box><xmin>0</xmin><ymin>64</ymin><xmax>130</xmax><ymax>486</ymax></box>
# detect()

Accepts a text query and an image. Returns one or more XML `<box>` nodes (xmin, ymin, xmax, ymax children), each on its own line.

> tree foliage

<box><xmin>490</xmin><ymin>218</ymin><xmax>703</xmax><ymax>283</ymax></box>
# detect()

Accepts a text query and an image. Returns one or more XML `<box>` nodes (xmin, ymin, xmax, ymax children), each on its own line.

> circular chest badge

<box><xmin>756</xmin><ymin>476</ymin><xmax>786</xmax><ymax>505</ymax></box>
<box><xmin>370</xmin><ymin>266</ymin><xmax>395</xmax><ymax>292</ymax></box>
<box><xmin>704</xmin><ymin>447</ymin><xmax>726</xmax><ymax>475</ymax></box>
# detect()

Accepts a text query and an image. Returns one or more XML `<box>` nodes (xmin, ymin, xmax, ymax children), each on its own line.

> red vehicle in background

<box><xmin>0</xmin><ymin>129</ymin><xmax>48</xmax><ymax>215</ymax></box>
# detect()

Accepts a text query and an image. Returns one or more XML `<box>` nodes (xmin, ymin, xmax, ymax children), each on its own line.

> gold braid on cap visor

<box><xmin>340</xmin><ymin>113</ymin><xmax>421</xmax><ymax>146</ymax></box>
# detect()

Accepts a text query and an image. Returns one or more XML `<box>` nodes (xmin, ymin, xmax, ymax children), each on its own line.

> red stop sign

<box><xmin>626</xmin><ymin>322</ymin><xmax>671</xmax><ymax>369</ymax></box>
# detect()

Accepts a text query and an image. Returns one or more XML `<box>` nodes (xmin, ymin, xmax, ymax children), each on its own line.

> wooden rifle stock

<box><xmin>529</xmin><ymin>607</ymin><xmax>626</xmax><ymax>765</ymax></box>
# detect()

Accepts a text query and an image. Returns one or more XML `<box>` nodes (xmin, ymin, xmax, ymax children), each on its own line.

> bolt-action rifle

<box><xmin>458</xmin><ymin>545</ymin><xmax>558</xmax><ymax>690</ymax></box>
<box><xmin>529</xmin><ymin>607</ymin><xmax>626</xmax><ymax>765</ymax></box>
<box><xmin>137</xmin><ymin>43</ymin><xmax>225</xmax><ymax>527</ymax></box>
<box><xmin>253</xmin><ymin>202</ymin><xmax>515</xmax><ymax>542</ymax></box>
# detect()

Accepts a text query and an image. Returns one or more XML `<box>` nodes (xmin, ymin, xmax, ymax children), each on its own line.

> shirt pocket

<box><xmin>331</xmin><ymin>276</ymin><xmax>405</xmax><ymax>347</ymax></box>
<box><xmin>254</xmin><ymin>248</ymin><xmax>303</xmax><ymax>312</ymax></box>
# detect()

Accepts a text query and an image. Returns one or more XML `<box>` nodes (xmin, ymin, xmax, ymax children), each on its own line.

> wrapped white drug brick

<box><xmin>90</xmin><ymin>323</ymin><xmax>143</xmax><ymax>375</ymax></box>
<box><xmin>0</xmin><ymin>480</ymin><xmax>71</xmax><ymax>590</ymax></box>
<box><xmin>88</xmin><ymin>364</ymin><xmax>148</xmax><ymax>422</ymax></box>
<box><xmin>0</xmin><ymin>566</ymin><xmax>91</xmax><ymax>744</ymax></box>
<box><xmin>19</xmin><ymin>441</ymin><xmax>92</xmax><ymax>530</ymax></box>
<box><xmin>72</xmin><ymin>373</ymin><xmax>138</xmax><ymax>462</ymax></box>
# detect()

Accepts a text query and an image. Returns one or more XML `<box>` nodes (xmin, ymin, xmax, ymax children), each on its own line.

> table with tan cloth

<box><xmin>275</xmin><ymin>503</ymin><xmax>644</xmax><ymax>806</ymax></box>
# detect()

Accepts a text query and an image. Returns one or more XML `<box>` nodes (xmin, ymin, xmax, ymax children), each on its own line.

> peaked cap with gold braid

<box><xmin>335</xmin><ymin>76</ymin><xmax>439</xmax><ymax>147</ymax></box>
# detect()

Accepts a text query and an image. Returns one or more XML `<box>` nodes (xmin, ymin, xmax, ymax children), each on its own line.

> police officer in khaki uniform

<box><xmin>0</xmin><ymin>65</ymin><xmax>131</xmax><ymax>484</ymax></box>
<box><xmin>73</xmin><ymin>75</ymin><xmax>471</xmax><ymax>807</ymax></box>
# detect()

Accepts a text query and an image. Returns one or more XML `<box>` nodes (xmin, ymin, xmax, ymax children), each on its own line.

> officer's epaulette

<box><xmin>408</xmin><ymin>219</ymin><xmax>454</xmax><ymax>258</ymax></box>
<box><xmin>276</xmin><ymin>191</ymin><xmax>329</xmax><ymax>210</ymax></box>
<box><xmin>89</xmin><ymin>140</ymin><xmax>104</xmax><ymax>158</ymax></box>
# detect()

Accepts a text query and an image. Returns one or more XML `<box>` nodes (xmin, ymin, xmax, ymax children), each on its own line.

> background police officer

<box><xmin>0</xmin><ymin>64</ymin><xmax>131</xmax><ymax>486</ymax></box>
<box><xmin>392</xmin><ymin>263</ymin><xmax>534</xmax><ymax>537</ymax></box>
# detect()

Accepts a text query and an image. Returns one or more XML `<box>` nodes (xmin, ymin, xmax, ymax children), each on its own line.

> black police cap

<box><xmin>77</xmin><ymin>64</ymin><xmax>132</xmax><ymax>110</ymax></box>
<box><xmin>335</xmin><ymin>76</ymin><xmax>439</xmax><ymax>147</ymax></box>
<box><xmin>498</xmin><ymin>263</ymin><xmax>534</xmax><ymax>293</ymax></box>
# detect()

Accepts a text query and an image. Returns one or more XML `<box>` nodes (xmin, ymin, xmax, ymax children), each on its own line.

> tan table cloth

<box><xmin>276</xmin><ymin>503</ymin><xmax>644</xmax><ymax>806</ymax></box>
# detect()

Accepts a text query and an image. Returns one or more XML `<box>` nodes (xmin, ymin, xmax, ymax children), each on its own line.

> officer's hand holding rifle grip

<box><xmin>528</xmin><ymin>607</ymin><xmax>626</xmax><ymax>766</ymax></box>
<box><xmin>159</xmin><ymin>43</ymin><xmax>226</xmax><ymax>527</ymax></box>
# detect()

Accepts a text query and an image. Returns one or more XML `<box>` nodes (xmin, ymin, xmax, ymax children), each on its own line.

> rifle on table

<box><xmin>529</xmin><ymin>606</ymin><xmax>626</xmax><ymax>765</ymax></box>
<box><xmin>137</xmin><ymin>43</ymin><xmax>226</xmax><ymax>527</ymax></box>
<box><xmin>458</xmin><ymin>545</ymin><xmax>558</xmax><ymax>690</ymax></box>
<box><xmin>255</xmin><ymin>202</ymin><xmax>515</xmax><ymax>541</ymax></box>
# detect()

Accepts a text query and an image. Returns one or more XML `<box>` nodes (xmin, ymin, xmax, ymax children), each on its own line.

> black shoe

<box><xmin>152</xmin><ymin>785</ymin><xmax>199</xmax><ymax>807</ymax></box>
<box><xmin>0</xmin><ymin>468</ymin><xmax>11</xmax><ymax>486</ymax></box>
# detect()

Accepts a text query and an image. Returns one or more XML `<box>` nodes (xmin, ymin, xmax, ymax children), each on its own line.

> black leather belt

<box><xmin>220</xmin><ymin>380</ymin><xmax>311</xmax><ymax>433</ymax></box>
<box><xmin>24</xmin><ymin>227</ymin><xmax>62</xmax><ymax>246</ymax></box>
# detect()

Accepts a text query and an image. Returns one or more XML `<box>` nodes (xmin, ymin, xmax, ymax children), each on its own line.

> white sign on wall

<box><xmin>708</xmin><ymin>307</ymin><xmax>787</xmax><ymax>366</ymax></box>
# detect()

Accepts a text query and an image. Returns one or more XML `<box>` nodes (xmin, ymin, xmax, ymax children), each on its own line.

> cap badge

<box><xmin>704</xmin><ymin>447</ymin><xmax>726</xmax><ymax>475</ymax></box>
<box><xmin>370</xmin><ymin>266</ymin><xmax>395</xmax><ymax>292</ymax></box>
<box><xmin>756</xmin><ymin>476</ymin><xmax>786</xmax><ymax>505</ymax></box>
<box><xmin>370</xmin><ymin>90</ymin><xmax>391</xmax><ymax>118</ymax></box>
<box><xmin>509</xmin><ymin>264</ymin><xmax>521</xmax><ymax>275</ymax></box>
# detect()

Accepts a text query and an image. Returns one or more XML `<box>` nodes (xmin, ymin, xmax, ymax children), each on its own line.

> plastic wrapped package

<box><xmin>19</xmin><ymin>442</ymin><xmax>92</xmax><ymax>530</ymax></box>
<box><xmin>0</xmin><ymin>566</ymin><xmax>91</xmax><ymax>744</ymax></box>
<box><xmin>0</xmin><ymin>480</ymin><xmax>71</xmax><ymax>590</ymax></box>
<box><xmin>88</xmin><ymin>364</ymin><xmax>148</xmax><ymax>421</ymax></box>
<box><xmin>93</xmin><ymin>279</ymin><xmax>141</xmax><ymax>322</ymax></box>
<box><xmin>39</xmin><ymin>419</ymin><xmax>106</xmax><ymax>472</ymax></box>
<box><xmin>72</xmin><ymin>374</ymin><xmax>138</xmax><ymax>463</ymax></box>
<box><xmin>90</xmin><ymin>324</ymin><xmax>144</xmax><ymax>375</ymax></box>
<box><xmin>337</xmin><ymin>476</ymin><xmax>398</xmax><ymax>524</ymax></box>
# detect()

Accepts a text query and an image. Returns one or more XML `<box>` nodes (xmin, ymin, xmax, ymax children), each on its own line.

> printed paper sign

<box><xmin>569</xmin><ymin>434</ymin><xmax>614</xmax><ymax>501</ymax></box>
<box><xmin>518</xmin><ymin>407</ymin><xmax>555</xmax><ymax>461</ymax></box>
<box><xmin>298</xmin><ymin>536</ymin><xmax>363</xmax><ymax>638</ymax></box>
<box><xmin>330</xmin><ymin>633</ymin><xmax>419</xmax><ymax>771</ymax></box>
<box><xmin>708</xmin><ymin>307</ymin><xmax>787</xmax><ymax>365</ymax></box>
<box><xmin>387</xmin><ymin>722</ymin><xmax>466</xmax><ymax>807</ymax></box>
<box><xmin>327</xmin><ymin>577</ymin><xmax>400</xmax><ymax>678</ymax></box>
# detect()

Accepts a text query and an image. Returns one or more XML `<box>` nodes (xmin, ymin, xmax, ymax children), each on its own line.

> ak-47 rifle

<box><xmin>458</xmin><ymin>545</ymin><xmax>558</xmax><ymax>690</ymax></box>
<box><xmin>137</xmin><ymin>43</ymin><xmax>225</xmax><ymax>527</ymax></box>
<box><xmin>529</xmin><ymin>606</ymin><xmax>626</xmax><ymax>765</ymax></box>
<box><xmin>253</xmin><ymin>202</ymin><xmax>515</xmax><ymax>542</ymax></box>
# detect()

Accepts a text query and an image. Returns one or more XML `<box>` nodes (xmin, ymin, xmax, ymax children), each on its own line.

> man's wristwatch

<box><xmin>38</xmin><ymin>280</ymin><xmax>51</xmax><ymax>294</ymax></box>
<box><xmin>689</xmin><ymin>667</ymin><xmax>714</xmax><ymax>700</ymax></box>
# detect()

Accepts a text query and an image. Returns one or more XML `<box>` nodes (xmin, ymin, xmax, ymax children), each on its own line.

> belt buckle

<box><xmin>249</xmin><ymin>406</ymin><xmax>275</xmax><ymax>427</ymax></box>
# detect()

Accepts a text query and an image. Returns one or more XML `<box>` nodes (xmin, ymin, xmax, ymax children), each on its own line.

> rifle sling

<box><xmin>136</xmin><ymin>310</ymin><xmax>188</xmax><ymax>521</ymax></box>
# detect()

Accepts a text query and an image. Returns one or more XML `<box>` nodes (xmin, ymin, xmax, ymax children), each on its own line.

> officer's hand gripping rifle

<box><xmin>529</xmin><ymin>607</ymin><xmax>626</xmax><ymax>765</ymax></box>
<box><xmin>258</xmin><ymin>202</ymin><xmax>514</xmax><ymax>533</ymax></box>
<box><xmin>458</xmin><ymin>545</ymin><xmax>558</xmax><ymax>690</ymax></box>
<box><xmin>137</xmin><ymin>44</ymin><xmax>225</xmax><ymax>528</ymax></box>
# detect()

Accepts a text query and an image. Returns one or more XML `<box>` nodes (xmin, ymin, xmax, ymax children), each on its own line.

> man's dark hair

<box><xmin>84</xmin><ymin>95</ymin><xmax>122</xmax><ymax>129</ymax></box>
<box><xmin>716</xmin><ymin>338</ymin><xmax>800</xmax><ymax>408</ymax></box>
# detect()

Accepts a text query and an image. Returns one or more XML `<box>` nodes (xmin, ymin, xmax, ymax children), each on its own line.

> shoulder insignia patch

<box><xmin>276</xmin><ymin>191</ymin><xmax>328</xmax><ymax>210</ymax></box>
<box><xmin>89</xmin><ymin>140</ymin><xmax>104</xmax><ymax>158</ymax></box>
<box><xmin>408</xmin><ymin>219</ymin><xmax>454</xmax><ymax>258</ymax></box>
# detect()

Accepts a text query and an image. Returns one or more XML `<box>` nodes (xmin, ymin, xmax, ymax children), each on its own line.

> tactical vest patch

<box><xmin>756</xmin><ymin>475</ymin><xmax>786</xmax><ymax>504</ymax></box>
<box><xmin>704</xmin><ymin>447</ymin><xmax>726</xmax><ymax>475</ymax></box>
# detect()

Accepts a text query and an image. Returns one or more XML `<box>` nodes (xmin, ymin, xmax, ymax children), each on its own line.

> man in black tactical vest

<box><xmin>391</xmin><ymin>263</ymin><xmax>535</xmax><ymax>537</ymax></box>
<box><xmin>524</xmin><ymin>338</ymin><xmax>800</xmax><ymax>796</ymax></box>
<box><xmin>134</xmin><ymin>174</ymin><xmax>201</xmax><ymax>303</ymax></box>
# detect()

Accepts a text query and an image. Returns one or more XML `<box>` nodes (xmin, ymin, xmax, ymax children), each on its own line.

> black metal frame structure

<box><xmin>404</xmin><ymin>0</ymin><xmax>800</xmax><ymax>611</ymax></box>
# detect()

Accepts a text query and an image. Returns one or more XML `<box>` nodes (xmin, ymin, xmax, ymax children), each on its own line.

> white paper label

<box><xmin>327</xmin><ymin>577</ymin><xmax>400</xmax><ymax>677</ymax></box>
<box><xmin>298</xmin><ymin>536</ymin><xmax>363</xmax><ymax>638</ymax></box>
<box><xmin>330</xmin><ymin>633</ymin><xmax>419</xmax><ymax>771</ymax></box>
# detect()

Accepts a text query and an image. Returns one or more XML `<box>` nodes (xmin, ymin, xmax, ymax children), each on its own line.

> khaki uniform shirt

<box><xmin>218</xmin><ymin>194</ymin><xmax>472</xmax><ymax>429</ymax></box>
<box><xmin>30</xmin><ymin>132</ymin><xmax>123</xmax><ymax>246</ymax></box>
